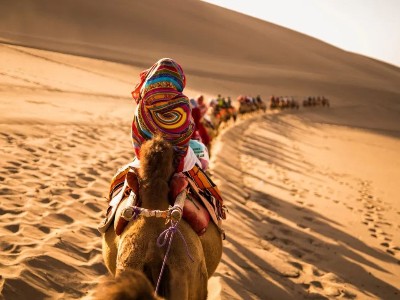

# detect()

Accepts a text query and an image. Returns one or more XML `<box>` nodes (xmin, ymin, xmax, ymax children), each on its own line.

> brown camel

<box><xmin>94</xmin><ymin>269</ymin><xmax>162</xmax><ymax>300</ymax></box>
<box><xmin>102</xmin><ymin>135</ymin><xmax>223</xmax><ymax>299</ymax></box>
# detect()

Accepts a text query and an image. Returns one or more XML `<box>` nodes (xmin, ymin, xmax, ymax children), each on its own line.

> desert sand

<box><xmin>1</xmin><ymin>1</ymin><xmax>400</xmax><ymax>299</ymax></box>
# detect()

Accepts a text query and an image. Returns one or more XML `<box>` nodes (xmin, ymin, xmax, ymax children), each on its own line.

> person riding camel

<box><xmin>227</xmin><ymin>96</ymin><xmax>232</xmax><ymax>108</ymax></box>
<box><xmin>131</xmin><ymin>58</ymin><xmax>195</xmax><ymax>172</ymax></box>
<box><xmin>190</xmin><ymin>98</ymin><xmax>211</xmax><ymax>152</ymax></box>
<box><xmin>217</xmin><ymin>94</ymin><xmax>225</xmax><ymax>108</ymax></box>
<box><xmin>98</xmin><ymin>58</ymin><xmax>226</xmax><ymax>237</ymax></box>
<box><xmin>197</xmin><ymin>95</ymin><xmax>208</xmax><ymax>117</ymax></box>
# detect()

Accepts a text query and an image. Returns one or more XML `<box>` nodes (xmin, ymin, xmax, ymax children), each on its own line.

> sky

<box><xmin>203</xmin><ymin>0</ymin><xmax>400</xmax><ymax>67</ymax></box>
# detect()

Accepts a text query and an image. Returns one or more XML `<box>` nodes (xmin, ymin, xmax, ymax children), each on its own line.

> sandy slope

<box><xmin>1</xmin><ymin>0</ymin><xmax>400</xmax><ymax>298</ymax></box>
<box><xmin>1</xmin><ymin>0</ymin><xmax>400</xmax><ymax>105</ymax></box>
<box><xmin>0</xmin><ymin>44</ymin><xmax>136</xmax><ymax>299</ymax></box>
<box><xmin>1</xmin><ymin>42</ymin><xmax>400</xmax><ymax>299</ymax></box>
<box><xmin>211</xmin><ymin>112</ymin><xmax>400</xmax><ymax>299</ymax></box>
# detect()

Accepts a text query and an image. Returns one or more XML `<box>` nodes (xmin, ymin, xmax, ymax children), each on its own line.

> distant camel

<box><xmin>101</xmin><ymin>135</ymin><xmax>222</xmax><ymax>299</ymax></box>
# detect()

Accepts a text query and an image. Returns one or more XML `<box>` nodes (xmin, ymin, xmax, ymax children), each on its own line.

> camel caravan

<box><xmin>96</xmin><ymin>58</ymin><xmax>331</xmax><ymax>299</ymax></box>
<box><xmin>302</xmin><ymin>96</ymin><xmax>330</xmax><ymax>107</ymax></box>
<box><xmin>197</xmin><ymin>94</ymin><xmax>268</xmax><ymax>145</ymax></box>
<box><xmin>237</xmin><ymin>95</ymin><xmax>267</xmax><ymax>114</ymax></box>
<box><xmin>204</xmin><ymin>95</ymin><xmax>237</xmax><ymax>133</ymax></box>
<box><xmin>270</xmin><ymin>95</ymin><xmax>300</xmax><ymax>110</ymax></box>
<box><xmin>270</xmin><ymin>95</ymin><xmax>330</xmax><ymax>110</ymax></box>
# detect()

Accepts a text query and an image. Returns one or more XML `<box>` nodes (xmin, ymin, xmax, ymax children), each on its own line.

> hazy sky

<box><xmin>203</xmin><ymin>0</ymin><xmax>400</xmax><ymax>67</ymax></box>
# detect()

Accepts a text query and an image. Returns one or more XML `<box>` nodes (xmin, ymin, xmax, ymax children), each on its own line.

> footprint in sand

<box><xmin>289</xmin><ymin>248</ymin><xmax>304</xmax><ymax>258</ymax></box>
<box><xmin>85</xmin><ymin>189</ymin><xmax>103</xmax><ymax>197</ymax></box>
<box><xmin>67</xmin><ymin>180</ymin><xmax>86</xmax><ymax>188</ymax></box>
<box><xmin>84</xmin><ymin>167</ymin><xmax>101</xmax><ymax>176</ymax></box>
<box><xmin>22</xmin><ymin>146</ymin><xmax>36</xmax><ymax>153</ymax></box>
<box><xmin>48</xmin><ymin>163</ymin><xmax>60</xmax><ymax>168</ymax></box>
<box><xmin>84</xmin><ymin>202</ymin><xmax>102</xmax><ymax>213</ymax></box>
<box><xmin>310</xmin><ymin>280</ymin><xmax>323</xmax><ymax>289</ymax></box>
<box><xmin>69</xmin><ymin>193</ymin><xmax>81</xmax><ymax>199</ymax></box>
<box><xmin>386</xmin><ymin>249</ymin><xmax>396</xmax><ymax>256</ymax></box>
<box><xmin>288</xmin><ymin>261</ymin><xmax>303</xmax><ymax>271</ymax></box>
<box><xmin>357</xmin><ymin>184</ymin><xmax>397</xmax><ymax>253</ymax></box>
<box><xmin>7</xmin><ymin>161</ymin><xmax>21</xmax><ymax>167</ymax></box>
<box><xmin>40</xmin><ymin>197</ymin><xmax>51</xmax><ymax>204</ymax></box>
<box><xmin>297</xmin><ymin>223</ymin><xmax>309</xmax><ymax>229</ymax></box>
<box><xmin>22</xmin><ymin>165</ymin><xmax>39</xmax><ymax>171</ymax></box>
<box><xmin>5</xmin><ymin>223</ymin><xmax>20</xmax><ymax>233</ymax></box>
<box><xmin>77</xmin><ymin>173</ymin><xmax>96</xmax><ymax>182</ymax></box>
<box><xmin>38</xmin><ymin>226</ymin><xmax>51</xmax><ymax>234</ymax></box>
<box><xmin>50</xmin><ymin>188</ymin><xmax>72</xmax><ymax>196</ymax></box>
<box><xmin>4</xmin><ymin>167</ymin><xmax>19</xmax><ymax>174</ymax></box>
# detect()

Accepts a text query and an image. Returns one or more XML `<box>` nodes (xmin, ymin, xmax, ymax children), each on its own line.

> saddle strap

<box><xmin>115</xmin><ymin>190</ymin><xmax>136</xmax><ymax>235</ymax></box>
<box><xmin>98</xmin><ymin>183</ymin><xmax>127</xmax><ymax>234</ymax></box>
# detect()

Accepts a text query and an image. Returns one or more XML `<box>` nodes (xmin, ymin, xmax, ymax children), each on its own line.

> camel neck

<box><xmin>140</xmin><ymin>178</ymin><xmax>170</xmax><ymax>211</ymax></box>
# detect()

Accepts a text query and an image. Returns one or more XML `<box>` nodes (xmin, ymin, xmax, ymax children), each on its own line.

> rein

<box><xmin>155</xmin><ymin>219</ymin><xmax>194</xmax><ymax>296</ymax></box>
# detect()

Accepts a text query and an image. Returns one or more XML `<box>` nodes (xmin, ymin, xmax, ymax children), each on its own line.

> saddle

<box><xmin>98</xmin><ymin>162</ymin><xmax>226</xmax><ymax>237</ymax></box>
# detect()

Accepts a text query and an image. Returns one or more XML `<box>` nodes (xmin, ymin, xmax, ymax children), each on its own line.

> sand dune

<box><xmin>0</xmin><ymin>45</ymin><xmax>135</xmax><ymax>299</ymax></box>
<box><xmin>1</xmin><ymin>0</ymin><xmax>400</xmax><ymax>299</ymax></box>
<box><xmin>1</xmin><ymin>0</ymin><xmax>400</xmax><ymax>105</ymax></box>
<box><xmin>211</xmin><ymin>113</ymin><xmax>400</xmax><ymax>299</ymax></box>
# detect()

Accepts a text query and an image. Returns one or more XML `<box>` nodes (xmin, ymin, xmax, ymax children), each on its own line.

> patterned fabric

<box><xmin>131</xmin><ymin>58</ymin><xmax>194</xmax><ymax>171</ymax></box>
<box><xmin>184</xmin><ymin>164</ymin><xmax>226</xmax><ymax>220</ymax></box>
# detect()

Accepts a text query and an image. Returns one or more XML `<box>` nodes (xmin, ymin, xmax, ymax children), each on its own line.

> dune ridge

<box><xmin>1</xmin><ymin>0</ymin><xmax>400</xmax><ymax>107</ymax></box>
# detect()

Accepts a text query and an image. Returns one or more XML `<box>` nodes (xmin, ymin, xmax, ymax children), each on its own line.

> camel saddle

<box><xmin>98</xmin><ymin>162</ymin><xmax>225</xmax><ymax>237</ymax></box>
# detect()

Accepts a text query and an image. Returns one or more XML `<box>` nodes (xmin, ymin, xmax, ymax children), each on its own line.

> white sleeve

<box><xmin>182</xmin><ymin>146</ymin><xmax>201</xmax><ymax>172</ymax></box>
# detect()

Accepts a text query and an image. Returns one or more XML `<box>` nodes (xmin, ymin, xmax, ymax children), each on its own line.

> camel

<box><xmin>101</xmin><ymin>135</ymin><xmax>223</xmax><ymax>299</ymax></box>
<box><xmin>94</xmin><ymin>269</ymin><xmax>162</xmax><ymax>300</ymax></box>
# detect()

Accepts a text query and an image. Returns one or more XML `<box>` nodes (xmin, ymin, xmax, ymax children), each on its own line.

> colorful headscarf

<box><xmin>131</xmin><ymin>58</ymin><xmax>194</xmax><ymax>172</ymax></box>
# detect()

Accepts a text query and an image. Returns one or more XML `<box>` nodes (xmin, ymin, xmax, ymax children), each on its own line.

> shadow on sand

<box><xmin>212</xmin><ymin>113</ymin><xmax>400</xmax><ymax>299</ymax></box>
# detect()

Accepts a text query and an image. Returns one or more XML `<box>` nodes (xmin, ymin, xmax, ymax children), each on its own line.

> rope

<box><xmin>132</xmin><ymin>206</ymin><xmax>142</xmax><ymax>220</ymax></box>
<box><xmin>154</xmin><ymin>221</ymin><xmax>194</xmax><ymax>296</ymax></box>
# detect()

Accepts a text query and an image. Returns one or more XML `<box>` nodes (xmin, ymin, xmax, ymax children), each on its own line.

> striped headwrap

<box><xmin>131</xmin><ymin>58</ymin><xmax>194</xmax><ymax>172</ymax></box>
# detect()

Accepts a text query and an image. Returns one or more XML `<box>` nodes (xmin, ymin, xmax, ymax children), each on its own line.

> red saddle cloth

<box><xmin>170</xmin><ymin>173</ymin><xmax>210</xmax><ymax>235</ymax></box>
